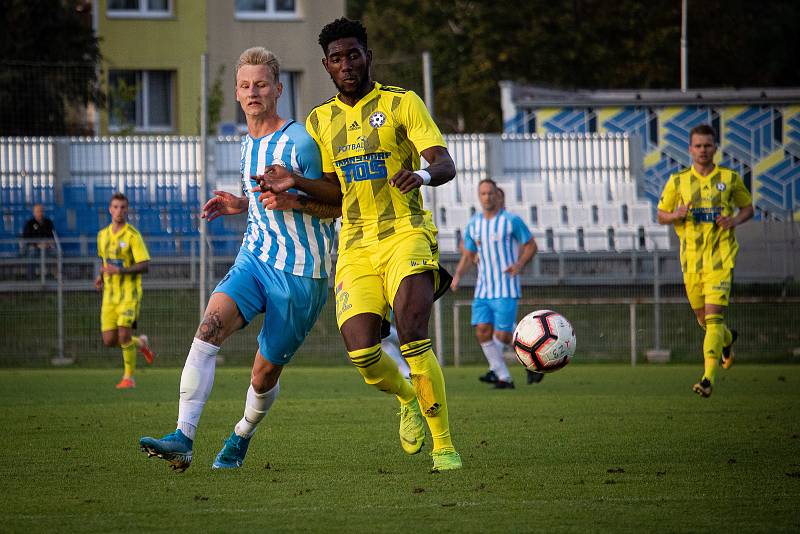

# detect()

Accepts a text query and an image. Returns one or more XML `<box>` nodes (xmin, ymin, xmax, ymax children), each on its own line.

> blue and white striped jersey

<box><xmin>239</xmin><ymin>120</ymin><xmax>335</xmax><ymax>279</ymax></box>
<box><xmin>463</xmin><ymin>209</ymin><xmax>533</xmax><ymax>299</ymax></box>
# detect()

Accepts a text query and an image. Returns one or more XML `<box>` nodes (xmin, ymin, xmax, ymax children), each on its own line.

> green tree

<box><xmin>0</xmin><ymin>0</ymin><xmax>102</xmax><ymax>135</ymax></box>
<box><xmin>348</xmin><ymin>0</ymin><xmax>799</xmax><ymax>133</ymax></box>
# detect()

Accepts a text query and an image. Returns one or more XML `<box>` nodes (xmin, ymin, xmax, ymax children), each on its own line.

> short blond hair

<box><xmin>235</xmin><ymin>47</ymin><xmax>280</xmax><ymax>84</ymax></box>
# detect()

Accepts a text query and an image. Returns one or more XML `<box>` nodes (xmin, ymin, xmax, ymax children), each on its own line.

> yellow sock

<box><xmin>121</xmin><ymin>339</ymin><xmax>137</xmax><ymax>379</ymax></box>
<box><xmin>703</xmin><ymin>314</ymin><xmax>726</xmax><ymax>384</ymax></box>
<box><xmin>347</xmin><ymin>344</ymin><xmax>415</xmax><ymax>403</ymax></box>
<box><xmin>401</xmin><ymin>339</ymin><xmax>454</xmax><ymax>452</ymax></box>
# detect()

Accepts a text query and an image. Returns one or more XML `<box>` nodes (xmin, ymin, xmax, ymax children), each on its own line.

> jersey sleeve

<box><xmin>510</xmin><ymin>214</ymin><xmax>533</xmax><ymax>243</ymax></box>
<box><xmin>657</xmin><ymin>175</ymin><xmax>679</xmax><ymax>212</ymax></box>
<box><xmin>130</xmin><ymin>232</ymin><xmax>150</xmax><ymax>263</ymax></box>
<box><xmin>306</xmin><ymin>111</ymin><xmax>335</xmax><ymax>174</ymax></box>
<box><xmin>463</xmin><ymin>220</ymin><xmax>478</xmax><ymax>252</ymax></box>
<box><xmin>730</xmin><ymin>171</ymin><xmax>753</xmax><ymax>208</ymax></box>
<box><xmin>397</xmin><ymin>90</ymin><xmax>446</xmax><ymax>153</ymax></box>
<box><xmin>294</xmin><ymin>128</ymin><xmax>323</xmax><ymax>180</ymax></box>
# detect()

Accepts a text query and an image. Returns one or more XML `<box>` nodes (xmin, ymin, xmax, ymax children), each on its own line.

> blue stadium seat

<box><xmin>63</xmin><ymin>184</ymin><xmax>89</xmax><ymax>205</ymax></box>
<box><xmin>93</xmin><ymin>184</ymin><xmax>115</xmax><ymax>205</ymax></box>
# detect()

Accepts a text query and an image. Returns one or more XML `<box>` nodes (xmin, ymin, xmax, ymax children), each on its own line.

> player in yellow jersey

<box><xmin>657</xmin><ymin>124</ymin><xmax>753</xmax><ymax>397</ymax></box>
<box><xmin>257</xmin><ymin>17</ymin><xmax>461</xmax><ymax>471</ymax></box>
<box><xmin>95</xmin><ymin>192</ymin><xmax>155</xmax><ymax>389</ymax></box>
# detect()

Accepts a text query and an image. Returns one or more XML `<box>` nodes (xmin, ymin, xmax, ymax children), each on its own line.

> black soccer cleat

<box><xmin>526</xmin><ymin>369</ymin><xmax>544</xmax><ymax>384</ymax></box>
<box><xmin>494</xmin><ymin>380</ymin><xmax>515</xmax><ymax>389</ymax></box>
<box><xmin>721</xmin><ymin>329</ymin><xmax>738</xmax><ymax>370</ymax></box>
<box><xmin>692</xmin><ymin>378</ymin><xmax>712</xmax><ymax>398</ymax></box>
<box><xmin>479</xmin><ymin>370</ymin><xmax>498</xmax><ymax>383</ymax></box>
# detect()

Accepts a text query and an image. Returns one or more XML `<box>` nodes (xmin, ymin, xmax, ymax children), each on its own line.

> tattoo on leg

<box><xmin>197</xmin><ymin>311</ymin><xmax>225</xmax><ymax>345</ymax></box>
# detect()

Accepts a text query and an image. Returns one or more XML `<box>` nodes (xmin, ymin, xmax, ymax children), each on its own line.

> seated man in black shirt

<box><xmin>22</xmin><ymin>203</ymin><xmax>55</xmax><ymax>279</ymax></box>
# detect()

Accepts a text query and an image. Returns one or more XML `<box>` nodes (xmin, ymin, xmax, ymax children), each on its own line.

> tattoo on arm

<box><xmin>298</xmin><ymin>197</ymin><xmax>342</xmax><ymax>219</ymax></box>
<box><xmin>196</xmin><ymin>310</ymin><xmax>226</xmax><ymax>345</ymax></box>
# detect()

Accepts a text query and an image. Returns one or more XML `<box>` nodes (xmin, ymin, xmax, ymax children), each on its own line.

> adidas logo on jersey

<box><xmin>347</xmin><ymin>121</ymin><xmax>360</xmax><ymax>131</ymax></box>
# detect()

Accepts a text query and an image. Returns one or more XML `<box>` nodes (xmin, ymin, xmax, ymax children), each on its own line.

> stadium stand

<box><xmin>0</xmin><ymin>134</ymin><xmax>672</xmax><ymax>257</ymax></box>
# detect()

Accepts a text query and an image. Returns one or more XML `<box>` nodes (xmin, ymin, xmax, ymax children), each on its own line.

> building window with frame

<box><xmin>109</xmin><ymin>70</ymin><xmax>174</xmax><ymax>132</ymax></box>
<box><xmin>107</xmin><ymin>0</ymin><xmax>172</xmax><ymax>18</ymax></box>
<box><xmin>235</xmin><ymin>0</ymin><xmax>298</xmax><ymax>20</ymax></box>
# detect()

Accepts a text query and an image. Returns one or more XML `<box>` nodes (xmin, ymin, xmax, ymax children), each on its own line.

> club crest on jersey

<box><xmin>118</xmin><ymin>241</ymin><xmax>127</xmax><ymax>249</ymax></box>
<box><xmin>716</xmin><ymin>182</ymin><xmax>726</xmax><ymax>191</ymax></box>
<box><xmin>369</xmin><ymin>111</ymin><xmax>386</xmax><ymax>128</ymax></box>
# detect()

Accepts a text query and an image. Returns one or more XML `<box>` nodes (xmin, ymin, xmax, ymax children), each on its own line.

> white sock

<box><xmin>381</xmin><ymin>337</ymin><xmax>410</xmax><ymax>379</ymax></box>
<box><xmin>234</xmin><ymin>382</ymin><xmax>280</xmax><ymax>439</ymax></box>
<box><xmin>177</xmin><ymin>337</ymin><xmax>219</xmax><ymax>440</ymax></box>
<box><xmin>480</xmin><ymin>340</ymin><xmax>512</xmax><ymax>381</ymax></box>
<box><xmin>494</xmin><ymin>336</ymin><xmax>512</xmax><ymax>362</ymax></box>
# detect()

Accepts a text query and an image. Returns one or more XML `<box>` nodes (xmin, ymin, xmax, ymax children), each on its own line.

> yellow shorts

<box><xmin>101</xmin><ymin>299</ymin><xmax>140</xmax><ymax>332</ymax></box>
<box><xmin>683</xmin><ymin>270</ymin><xmax>732</xmax><ymax>309</ymax></box>
<box><xmin>334</xmin><ymin>228</ymin><xmax>450</xmax><ymax>328</ymax></box>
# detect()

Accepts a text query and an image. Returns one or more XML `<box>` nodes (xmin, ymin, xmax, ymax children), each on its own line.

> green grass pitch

<box><xmin>1</xmin><ymin>364</ymin><xmax>799</xmax><ymax>533</ymax></box>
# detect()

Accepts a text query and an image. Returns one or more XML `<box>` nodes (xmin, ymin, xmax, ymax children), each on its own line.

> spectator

<box><xmin>21</xmin><ymin>203</ymin><xmax>55</xmax><ymax>279</ymax></box>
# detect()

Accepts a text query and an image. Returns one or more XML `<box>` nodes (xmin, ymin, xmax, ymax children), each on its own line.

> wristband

<box><xmin>414</xmin><ymin>169</ymin><xmax>432</xmax><ymax>185</ymax></box>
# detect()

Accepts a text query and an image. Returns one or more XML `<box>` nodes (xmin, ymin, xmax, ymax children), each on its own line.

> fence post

<box><xmin>629</xmin><ymin>302</ymin><xmax>636</xmax><ymax>366</ymax></box>
<box><xmin>653</xmin><ymin>252</ymin><xmax>661</xmax><ymax>350</ymax></box>
<box><xmin>453</xmin><ymin>303</ymin><xmax>461</xmax><ymax>367</ymax></box>
<box><xmin>51</xmin><ymin>233</ymin><xmax>73</xmax><ymax>366</ymax></box>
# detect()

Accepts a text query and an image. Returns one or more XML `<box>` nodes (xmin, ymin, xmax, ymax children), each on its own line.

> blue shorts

<box><xmin>213</xmin><ymin>250</ymin><xmax>328</xmax><ymax>365</ymax></box>
<box><xmin>471</xmin><ymin>297</ymin><xmax>518</xmax><ymax>333</ymax></box>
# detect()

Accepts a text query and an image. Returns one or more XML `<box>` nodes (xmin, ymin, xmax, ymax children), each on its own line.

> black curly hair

<box><xmin>318</xmin><ymin>17</ymin><xmax>368</xmax><ymax>56</ymax></box>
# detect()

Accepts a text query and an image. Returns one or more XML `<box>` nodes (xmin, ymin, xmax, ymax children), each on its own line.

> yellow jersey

<box><xmin>97</xmin><ymin>223</ymin><xmax>150</xmax><ymax>304</ymax></box>
<box><xmin>658</xmin><ymin>165</ymin><xmax>752</xmax><ymax>273</ymax></box>
<box><xmin>306</xmin><ymin>82</ymin><xmax>446</xmax><ymax>249</ymax></box>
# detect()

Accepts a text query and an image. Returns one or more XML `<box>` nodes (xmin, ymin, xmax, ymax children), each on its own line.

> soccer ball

<box><xmin>513</xmin><ymin>310</ymin><xmax>576</xmax><ymax>373</ymax></box>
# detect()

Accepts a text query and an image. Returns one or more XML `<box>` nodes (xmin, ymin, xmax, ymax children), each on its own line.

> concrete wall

<box><xmin>206</xmin><ymin>0</ymin><xmax>345</xmax><ymax>128</ymax></box>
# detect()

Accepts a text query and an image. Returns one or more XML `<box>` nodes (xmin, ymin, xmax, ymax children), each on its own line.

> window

<box><xmin>577</xmin><ymin>228</ymin><xmax>585</xmax><ymax>251</ymax></box>
<box><xmin>560</xmin><ymin>205</ymin><xmax>568</xmax><ymax>225</ymax></box>
<box><xmin>529</xmin><ymin>206</ymin><xmax>538</xmax><ymax>226</ymax></box>
<box><xmin>109</xmin><ymin>70</ymin><xmax>174</xmax><ymax>132</ymax></box>
<box><xmin>235</xmin><ymin>0</ymin><xmax>298</xmax><ymax>20</ymax></box>
<box><xmin>236</xmin><ymin>71</ymin><xmax>297</xmax><ymax>128</ymax></box>
<box><xmin>107</xmin><ymin>0</ymin><xmax>171</xmax><ymax>18</ymax></box>
<box><xmin>591</xmin><ymin>205</ymin><xmax>599</xmax><ymax>224</ymax></box>
<box><xmin>621</xmin><ymin>204</ymin><xmax>629</xmax><ymax>225</ymax></box>
<box><xmin>545</xmin><ymin>228</ymin><xmax>554</xmax><ymax>251</ymax></box>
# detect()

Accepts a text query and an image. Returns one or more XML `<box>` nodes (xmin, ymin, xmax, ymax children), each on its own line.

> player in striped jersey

<box><xmin>95</xmin><ymin>192</ymin><xmax>155</xmax><ymax>389</ymax></box>
<box><xmin>257</xmin><ymin>18</ymin><xmax>462</xmax><ymax>471</ymax></box>
<box><xmin>140</xmin><ymin>47</ymin><xmax>337</xmax><ymax>471</ymax></box>
<box><xmin>657</xmin><ymin>124</ymin><xmax>753</xmax><ymax>397</ymax></box>
<box><xmin>451</xmin><ymin>179</ymin><xmax>538</xmax><ymax>388</ymax></box>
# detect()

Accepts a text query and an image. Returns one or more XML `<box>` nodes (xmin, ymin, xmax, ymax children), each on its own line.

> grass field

<box><xmin>1</xmin><ymin>364</ymin><xmax>799</xmax><ymax>533</ymax></box>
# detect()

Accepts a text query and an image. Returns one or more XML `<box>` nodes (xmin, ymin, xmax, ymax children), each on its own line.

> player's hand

<box><xmin>673</xmin><ymin>202</ymin><xmax>689</xmax><ymax>221</ymax></box>
<box><xmin>94</xmin><ymin>275</ymin><xmax>103</xmax><ymax>291</ymax></box>
<box><xmin>202</xmin><ymin>190</ymin><xmax>246</xmax><ymax>221</ymax></box>
<box><xmin>254</xmin><ymin>164</ymin><xmax>296</xmax><ymax>195</ymax></box>
<box><xmin>715</xmin><ymin>214</ymin><xmax>736</xmax><ymax>229</ymax></box>
<box><xmin>101</xmin><ymin>264</ymin><xmax>121</xmax><ymax>275</ymax></box>
<box><xmin>389</xmin><ymin>169</ymin><xmax>423</xmax><ymax>194</ymax></box>
<box><xmin>450</xmin><ymin>274</ymin><xmax>460</xmax><ymax>291</ymax></box>
<box><xmin>258</xmin><ymin>190</ymin><xmax>299</xmax><ymax>211</ymax></box>
<box><xmin>505</xmin><ymin>262</ymin><xmax>523</xmax><ymax>276</ymax></box>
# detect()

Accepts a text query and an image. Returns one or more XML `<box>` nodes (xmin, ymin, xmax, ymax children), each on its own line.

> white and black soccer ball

<box><xmin>513</xmin><ymin>309</ymin><xmax>576</xmax><ymax>373</ymax></box>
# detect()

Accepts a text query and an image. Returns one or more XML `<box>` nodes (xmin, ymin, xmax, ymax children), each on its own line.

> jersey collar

<box><xmin>690</xmin><ymin>164</ymin><xmax>718</xmax><ymax>180</ymax></box>
<box><xmin>335</xmin><ymin>82</ymin><xmax>381</xmax><ymax>110</ymax></box>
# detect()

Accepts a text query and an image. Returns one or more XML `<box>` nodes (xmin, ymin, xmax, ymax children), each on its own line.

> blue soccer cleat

<box><xmin>212</xmin><ymin>432</ymin><xmax>251</xmax><ymax>469</ymax></box>
<box><xmin>139</xmin><ymin>429</ymin><xmax>193</xmax><ymax>472</ymax></box>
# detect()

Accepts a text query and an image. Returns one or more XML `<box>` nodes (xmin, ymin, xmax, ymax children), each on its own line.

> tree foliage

<box><xmin>0</xmin><ymin>0</ymin><xmax>101</xmax><ymax>135</ymax></box>
<box><xmin>348</xmin><ymin>0</ymin><xmax>800</xmax><ymax>133</ymax></box>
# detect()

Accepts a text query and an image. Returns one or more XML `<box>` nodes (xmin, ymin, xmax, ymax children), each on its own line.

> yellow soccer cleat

<box><xmin>431</xmin><ymin>448</ymin><xmax>462</xmax><ymax>472</ymax></box>
<box><xmin>693</xmin><ymin>378</ymin><xmax>712</xmax><ymax>398</ymax></box>
<box><xmin>399</xmin><ymin>397</ymin><xmax>425</xmax><ymax>455</ymax></box>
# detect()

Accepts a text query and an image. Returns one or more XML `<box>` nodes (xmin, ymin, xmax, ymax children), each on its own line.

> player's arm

<box><xmin>390</xmin><ymin>146</ymin><xmax>456</xmax><ymax>194</ymax></box>
<box><xmin>258</xmin><ymin>189</ymin><xmax>342</xmax><ymax>219</ymax></box>
<box><xmin>716</xmin><ymin>204</ymin><xmax>753</xmax><ymax>230</ymax></box>
<box><xmin>450</xmin><ymin>245</ymin><xmax>476</xmax><ymax>291</ymax></box>
<box><xmin>255</xmin><ymin>167</ymin><xmax>343</xmax><ymax>205</ymax></box>
<box><xmin>101</xmin><ymin>260</ymin><xmax>149</xmax><ymax>275</ymax></box>
<box><xmin>656</xmin><ymin>175</ymin><xmax>688</xmax><ymax>225</ymax></box>
<box><xmin>202</xmin><ymin>190</ymin><xmax>248</xmax><ymax>222</ymax></box>
<box><xmin>506</xmin><ymin>237</ymin><xmax>537</xmax><ymax>276</ymax></box>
